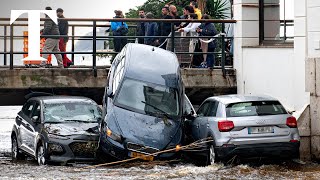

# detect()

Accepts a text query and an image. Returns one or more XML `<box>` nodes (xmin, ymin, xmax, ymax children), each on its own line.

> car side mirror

<box><xmin>106</xmin><ymin>88</ymin><xmax>113</xmax><ymax>98</ymax></box>
<box><xmin>32</xmin><ymin>116</ymin><xmax>40</xmax><ymax>123</ymax></box>
<box><xmin>185</xmin><ymin>113</ymin><xmax>196</xmax><ymax>120</ymax></box>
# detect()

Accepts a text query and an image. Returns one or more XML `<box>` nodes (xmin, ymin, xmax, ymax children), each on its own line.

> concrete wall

<box><xmin>234</xmin><ymin>0</ymin><xmax>309</xmax><ymax>112</ymax></box>
<box><xmin>241</xmin><ymin>47</ymin><xmax>296</xmax><ymax>110</ymax></box>
<box><xmin>306</xmin><ymin>1</ymin><xmax>320</xmax><ymax>159</ymax></box>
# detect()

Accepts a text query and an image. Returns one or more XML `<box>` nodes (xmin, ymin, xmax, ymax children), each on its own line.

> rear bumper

<box><xmin>215</xmin><ymin>142</ymin><xmax>300</xmax><ymax>159</ymax></box>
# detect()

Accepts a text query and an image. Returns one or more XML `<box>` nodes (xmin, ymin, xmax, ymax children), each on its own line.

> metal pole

<box><xmin>259</xmin><ymin>0</ymin><xmax>264</xmax><ymax>44</ymax></box>
<box><xmin>93</xmin><ymin>21</ymin><xmax>97</xmax><ymax>77</ymax></box>
<box><xmin>171</xmin><ymin>23</ymin><xmax>175</xmax><ymax>52</ymax></box>
<box><xmin>71</xmin><ymin>25</ymin><xmax>75</xmax><ymax>63</ymax></box>
<box><xmin>221</xmin><ymin>23</ymin><xmax>226</xmax><ymax>77</ymax></box>
<box><xmin>10</xmin><ymin>25</ymin><xmax>13</xmax><ymax>69</ymax></box>
<box><xmin>283</xmin><ymin>0</ymin><xmax>286</xmax><ymax>41</ymax></box>
<box><xmin>4</xmin><ymin>25</ymin><xmax>7</xmax><ymax>65</ymax></box>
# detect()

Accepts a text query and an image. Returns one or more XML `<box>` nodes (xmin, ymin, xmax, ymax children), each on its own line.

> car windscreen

<box><xmin>44</xmin><ymin>102</ymin><xmax>102</xmax><ymax>123</ymax></box>
<box><xmin>115</xmin><ymin>78</ymin><xmax>180</xmax><ymax>119</ymax></box>
<box><xmin>226</xmin><ymin>101</ymin><xmax>287</xmax><ymax>117</ymax></box>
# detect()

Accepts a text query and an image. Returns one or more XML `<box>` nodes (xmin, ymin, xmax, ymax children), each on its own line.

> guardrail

<box><xmin>0</xmin><ymin>18</ymin><xmax>236</xmax><ymax>77</ymax></box>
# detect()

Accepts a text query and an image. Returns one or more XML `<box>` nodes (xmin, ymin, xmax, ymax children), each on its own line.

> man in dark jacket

<box><xmin>158</xmin><ymin>7</ymin><xmax>172</xmax><ymax>49</ymax></box>
<box><xmin>136</xmin><ymin>9</ymin><xmax>145</xmax><ymax>44</ymax></box>
<box><xmin>42</xmin><ymin>7</ymin><xmax>63</xmax><ymax>68</ymax></box>
<box><xmin>196</xmin><ymin>14</ymin><xmax>218</xmax><ymax>68</ymax></box>
<box><xmin>144</xmin><ymin>12</ymin><xmax>159</xmax><ymax>46</ymax></box>
<box><xmin>57</xmin><ymin>8</ymin><xmax>72</xmax><ymax>68</ymax></box>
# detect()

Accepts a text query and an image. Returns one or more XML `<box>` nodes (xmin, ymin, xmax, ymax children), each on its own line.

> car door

<box><xmin>199</xmin><ymin>101</ymin><xmax>219</xmax><ymax>139</ymax></box>
<box><xmin>28</xmin><ymin>101</ymin><xmax>42</xmax><ymax>154</ymax></box>
<box><xmin>183</xmin><ymin>95</ymin><xmax>196</xmax><ymax>142</ymax></box>
<box><xmin>18</xmin><ymin>100</ymin><xmax>35</xmax><ymax>154</ymax></box>
<box><xmin>192</xmin><ymin>101</ymin><xmax>210</xmax><ymax>140</ymax></box>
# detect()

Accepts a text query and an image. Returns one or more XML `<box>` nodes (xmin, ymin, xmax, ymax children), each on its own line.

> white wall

<box><xmin>240</xmin><ymin>48</ymin><xmax>294</xmax><ymax>110</ymax></box>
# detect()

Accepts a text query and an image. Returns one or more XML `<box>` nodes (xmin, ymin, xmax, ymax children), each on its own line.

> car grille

<box><xmin>69</xmin><ymin>142</ymin><xmax>98</xmax><ymax>158</ymax></box>
<box><xmin>127</xmin><ymin>142</ymin><xmax>159</xmax><ymax>155</ymax></box>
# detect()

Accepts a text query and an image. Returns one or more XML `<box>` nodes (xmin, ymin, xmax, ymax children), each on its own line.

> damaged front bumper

<box><xmin>46</xmin><ymin>134</ymin><xmax>99</xmax><ymax>164</ymax></box>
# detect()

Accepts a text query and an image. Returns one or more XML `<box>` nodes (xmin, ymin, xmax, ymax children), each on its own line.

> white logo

<box><xmin>10</xmin><ymin>10</ymin><xmax>57</xmax><ymax>61</ymax></box>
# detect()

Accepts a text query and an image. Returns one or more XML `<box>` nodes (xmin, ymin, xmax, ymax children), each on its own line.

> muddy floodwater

<box><xmin>2</xmin><ymin>106</ymin><xmax>320</xmax><ymax>179</ymax></box>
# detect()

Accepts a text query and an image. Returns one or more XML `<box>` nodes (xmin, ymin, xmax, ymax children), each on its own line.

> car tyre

<box><xmin>36</xmin><ymin>142</ymin><xmax>47</xmax><ymax>166</ymax></box>
<box><xmin>11</xmin><ymin>135</ymin><xmax>24</xmax><ymax>162</ymax></box>
<box><xmin>206</xmin><ymin>144</ymin><xmax>219</xmax><ymax>165</ymax></box>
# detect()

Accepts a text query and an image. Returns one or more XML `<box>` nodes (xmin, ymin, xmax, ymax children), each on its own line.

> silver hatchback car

<box><xmin>186</xmin><ymin>94</ymin><xmax>300</xmax><ymax>164</ymax></box>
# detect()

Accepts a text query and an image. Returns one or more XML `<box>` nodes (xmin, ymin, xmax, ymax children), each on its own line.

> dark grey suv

<box><xmin>11</xmin><ymin>96</ymin><xmax>102</xmax><ymax>165</ymax></box>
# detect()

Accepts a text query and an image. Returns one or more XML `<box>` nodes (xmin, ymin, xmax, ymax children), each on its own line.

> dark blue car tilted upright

<box><xmin>100</xmin><ymin>43</ymin><xmax>186</xmax><ymax>161</ymax></box>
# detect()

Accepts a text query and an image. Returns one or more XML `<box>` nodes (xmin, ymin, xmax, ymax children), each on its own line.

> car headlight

<box><xmin>48</xmin><ymin>133</ymin><xmax>69</xmax><ymax>140</ymax></box>
<box><xmin>106</xmin><ymin>127</ymin><xmax>123</xmax><ymax>142</ymax></box>
<box><xmin>48</xmin><ymin>143</ymin><xmax>64</xmax><ymax>153</ymax></box>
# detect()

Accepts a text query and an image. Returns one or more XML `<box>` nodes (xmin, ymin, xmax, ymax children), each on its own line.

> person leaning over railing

<box><xmin>177</xmin><ymin>13</ymin><xmax>200</xmax><ymax>56</ymax></box>
<box><xmin>196</xmin><ymin>14</ymin><xmax>218</xmax><ymax>69</ymax></box>
<box><xmin>179</xmin><ymin>5</ymin><xmax>195</xmax><ymax>29</ymax></box>
<box><xmin>111</xmin><ymin>10</ymin><xmax>128</xmax><ymax>52</ymax></box>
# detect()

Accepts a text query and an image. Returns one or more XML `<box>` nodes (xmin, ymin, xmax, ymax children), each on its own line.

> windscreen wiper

<box><xmin>141</xmin><ymin>101</ymin><xmax>172</xmax><ymax>122</ymax></box>
<box><xmin>64</xmin><ymin>120</ymin><xmax>96</xmax><ymax>123</ymax></box>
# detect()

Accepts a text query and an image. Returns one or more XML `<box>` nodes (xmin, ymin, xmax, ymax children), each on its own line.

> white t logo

<box><xmin>10</xmin><ymin>10</ymin><xmax>57</xmax><ymax>61</ymax></box>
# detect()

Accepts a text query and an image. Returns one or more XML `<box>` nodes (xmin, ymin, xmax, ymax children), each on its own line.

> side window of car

<box><xmin>205</xmin><ymin>101</ymin><xmax>219</xmax><ymax>117</ymax></box>
<box><xmin>197</xmin><ymin>102</ymin><xmax>210</xmax><ymax>117</ymax></box>
<box><xmin>30</xmin><ymin>102</ymin><xmax>41</xmax><ymax>121</ymax></box>
<box><xmin>22</xmin><ymin>101</ymin><xmax>34</xmax><ymax>117</ymax></box>
<box><xmin>112</xmin><ymin>56</ymin><xmax>125</xmax><ymax>94</ymax></box>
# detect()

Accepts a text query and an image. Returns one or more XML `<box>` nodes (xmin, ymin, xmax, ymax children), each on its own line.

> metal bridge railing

<box><xmin>0</xmin><ymin>18</ymin><xmax>236</xmax><ymax>77</ymax></box>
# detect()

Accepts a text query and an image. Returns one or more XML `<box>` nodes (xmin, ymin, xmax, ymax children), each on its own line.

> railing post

<box><xmin>171</xmin><ymin>23</ymin><xmax>175</xmax><ymax>52</ymax></box>
<box><xmin>221</xmin><ymin>23</ymin><xmax>226</xmax><ymax>77</ymax></box>
<box><xmin>10</xmin><ymin>25</ymin><xmax>13</xmax><ymax>70</ymax></box>
<box><xmin>4</xmin><ymin>25</ymin><xmax>7</xmax><ymax>65</ymax></box>
<box><xmin>259</xmin><ymin>0</ymin><xmax>264</xmax><ymax>44</ymax></box>
<box><xmin>71</xmin><ymin>25</ymin><xmax>75</xmax><ymax>64</ymax></box>
<box><xmin>93</xmin><ymin>20</ymin><xmax>97</xmax><ymax>77</ymax></box>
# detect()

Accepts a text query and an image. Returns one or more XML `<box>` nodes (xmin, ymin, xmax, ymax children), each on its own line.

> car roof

<box><xmin>207</xmin><ymin>94</ymin><xmax>279</xmax><ymax>105</ymax></box>
<box><xmin>29</xmin><ymin>96</ymin><xmax>97</xmax><ymax>104</ymax></box>
<box><xmin>124</xmin><ymin>43</ymin><xmax>180</xmax><ymax>87</ymax></box>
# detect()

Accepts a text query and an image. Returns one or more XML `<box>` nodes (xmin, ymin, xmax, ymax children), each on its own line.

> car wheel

<box><xmin>11</xmin><ymin>135</ymin><xmax>24</xmax><ymax>162</ymax></box>
<box><xmin>207</xmin><ymin>144</ymin><xmax>218</xmax><ymax>165</ymax></box>
<box><xmin>36</xmin><ymin>143</ymin><xmax>47</xmax><ymax>166</ymax></box>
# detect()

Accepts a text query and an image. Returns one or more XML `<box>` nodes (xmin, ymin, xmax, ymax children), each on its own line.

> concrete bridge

<box><xmin>0</xmin><ymin>67</ymin><xmax>236</xmax><ymax>105</ymax></box>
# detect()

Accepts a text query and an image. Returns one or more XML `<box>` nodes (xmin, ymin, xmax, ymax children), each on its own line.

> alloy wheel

<box><xmin>37</xmin><ymin>144</ymin><xmax>46</xmax><ymax>165</ymax></box>
<box><xmin>209</xmin><ymin>145</ymin><xmax>216</xmax><ymax>165</ymax></box>
<box><xmin>11</xmin><ymin>136</ymin><xmax>19</xmax><ymax>161</ymax></box>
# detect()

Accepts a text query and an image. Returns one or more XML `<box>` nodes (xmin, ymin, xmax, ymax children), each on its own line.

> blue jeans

<box><xmin>206</xmin><ymin>48</ymin><xmax>215</xmax><ymax>68</ymax></box>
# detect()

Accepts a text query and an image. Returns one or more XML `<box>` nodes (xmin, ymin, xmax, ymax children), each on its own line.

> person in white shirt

<box><xmin>178</xmin><ymin>13</ymin><xmax>200</xmax><ymax>33</ymax></box>
<box><xmin>178</xmin><ymin>13</ymin><xmax>200</xmax><ymax>62</ymax></box>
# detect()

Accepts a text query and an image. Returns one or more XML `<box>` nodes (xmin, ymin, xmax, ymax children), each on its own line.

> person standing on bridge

<box><xmin>41</xmin><ymin>7</ymin><xmax>64</xmax><ymax>68</ymax></box>
<box><xmin>111</xmin><ymin>10</ymin><xmax>128</xmax><ymax>52</ymax></box>
<box><xmin>136</xmin><ymin>8</ymin><xmax>145</xmax><ymax>44</ymax></box>
<box><xmin>56</xmin><ymin>8</ymin><xmax>72</xmax><ymax>68</ymax></box>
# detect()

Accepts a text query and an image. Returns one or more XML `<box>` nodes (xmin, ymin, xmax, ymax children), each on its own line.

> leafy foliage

<box><xmin>206</xmin><ymin>0</ymin><xmax>230</xmax><ymax>19</ymax></box>
<box><xmin>125</xmin><ymin>0</ymin><xmax>231</xmax><ymax>20</ymax></box>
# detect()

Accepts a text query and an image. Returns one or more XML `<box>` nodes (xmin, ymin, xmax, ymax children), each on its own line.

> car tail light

<box><xmin>286</xmin><ymin>116</ymin><xmax>297</xmax><ymax>128</ymax></box>
<box><xmin>218</xmin><ymin>120</ymin><xmax>234</xmax><ymax>132</ymax></box>
<box><xmin>290</xmin><ymin>140</ymin><xmax>299</xmax><ymax>143</ymax></box>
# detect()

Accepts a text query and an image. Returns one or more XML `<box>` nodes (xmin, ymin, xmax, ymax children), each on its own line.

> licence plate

<box><xmin>129</xmin><ymin>152</ymin><xmax>154</xmax><ymax>161</ymax></box>
<box><xmin>248</xmin><ymin>126</ymin><xmax>274</xmax><ymax>134</ymax></box>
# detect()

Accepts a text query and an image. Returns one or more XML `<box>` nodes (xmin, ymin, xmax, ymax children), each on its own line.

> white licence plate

<box><xmin>248</xmin><ymin>126</ymin><xmax>274</xmax><ymax>134</ymax></box>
